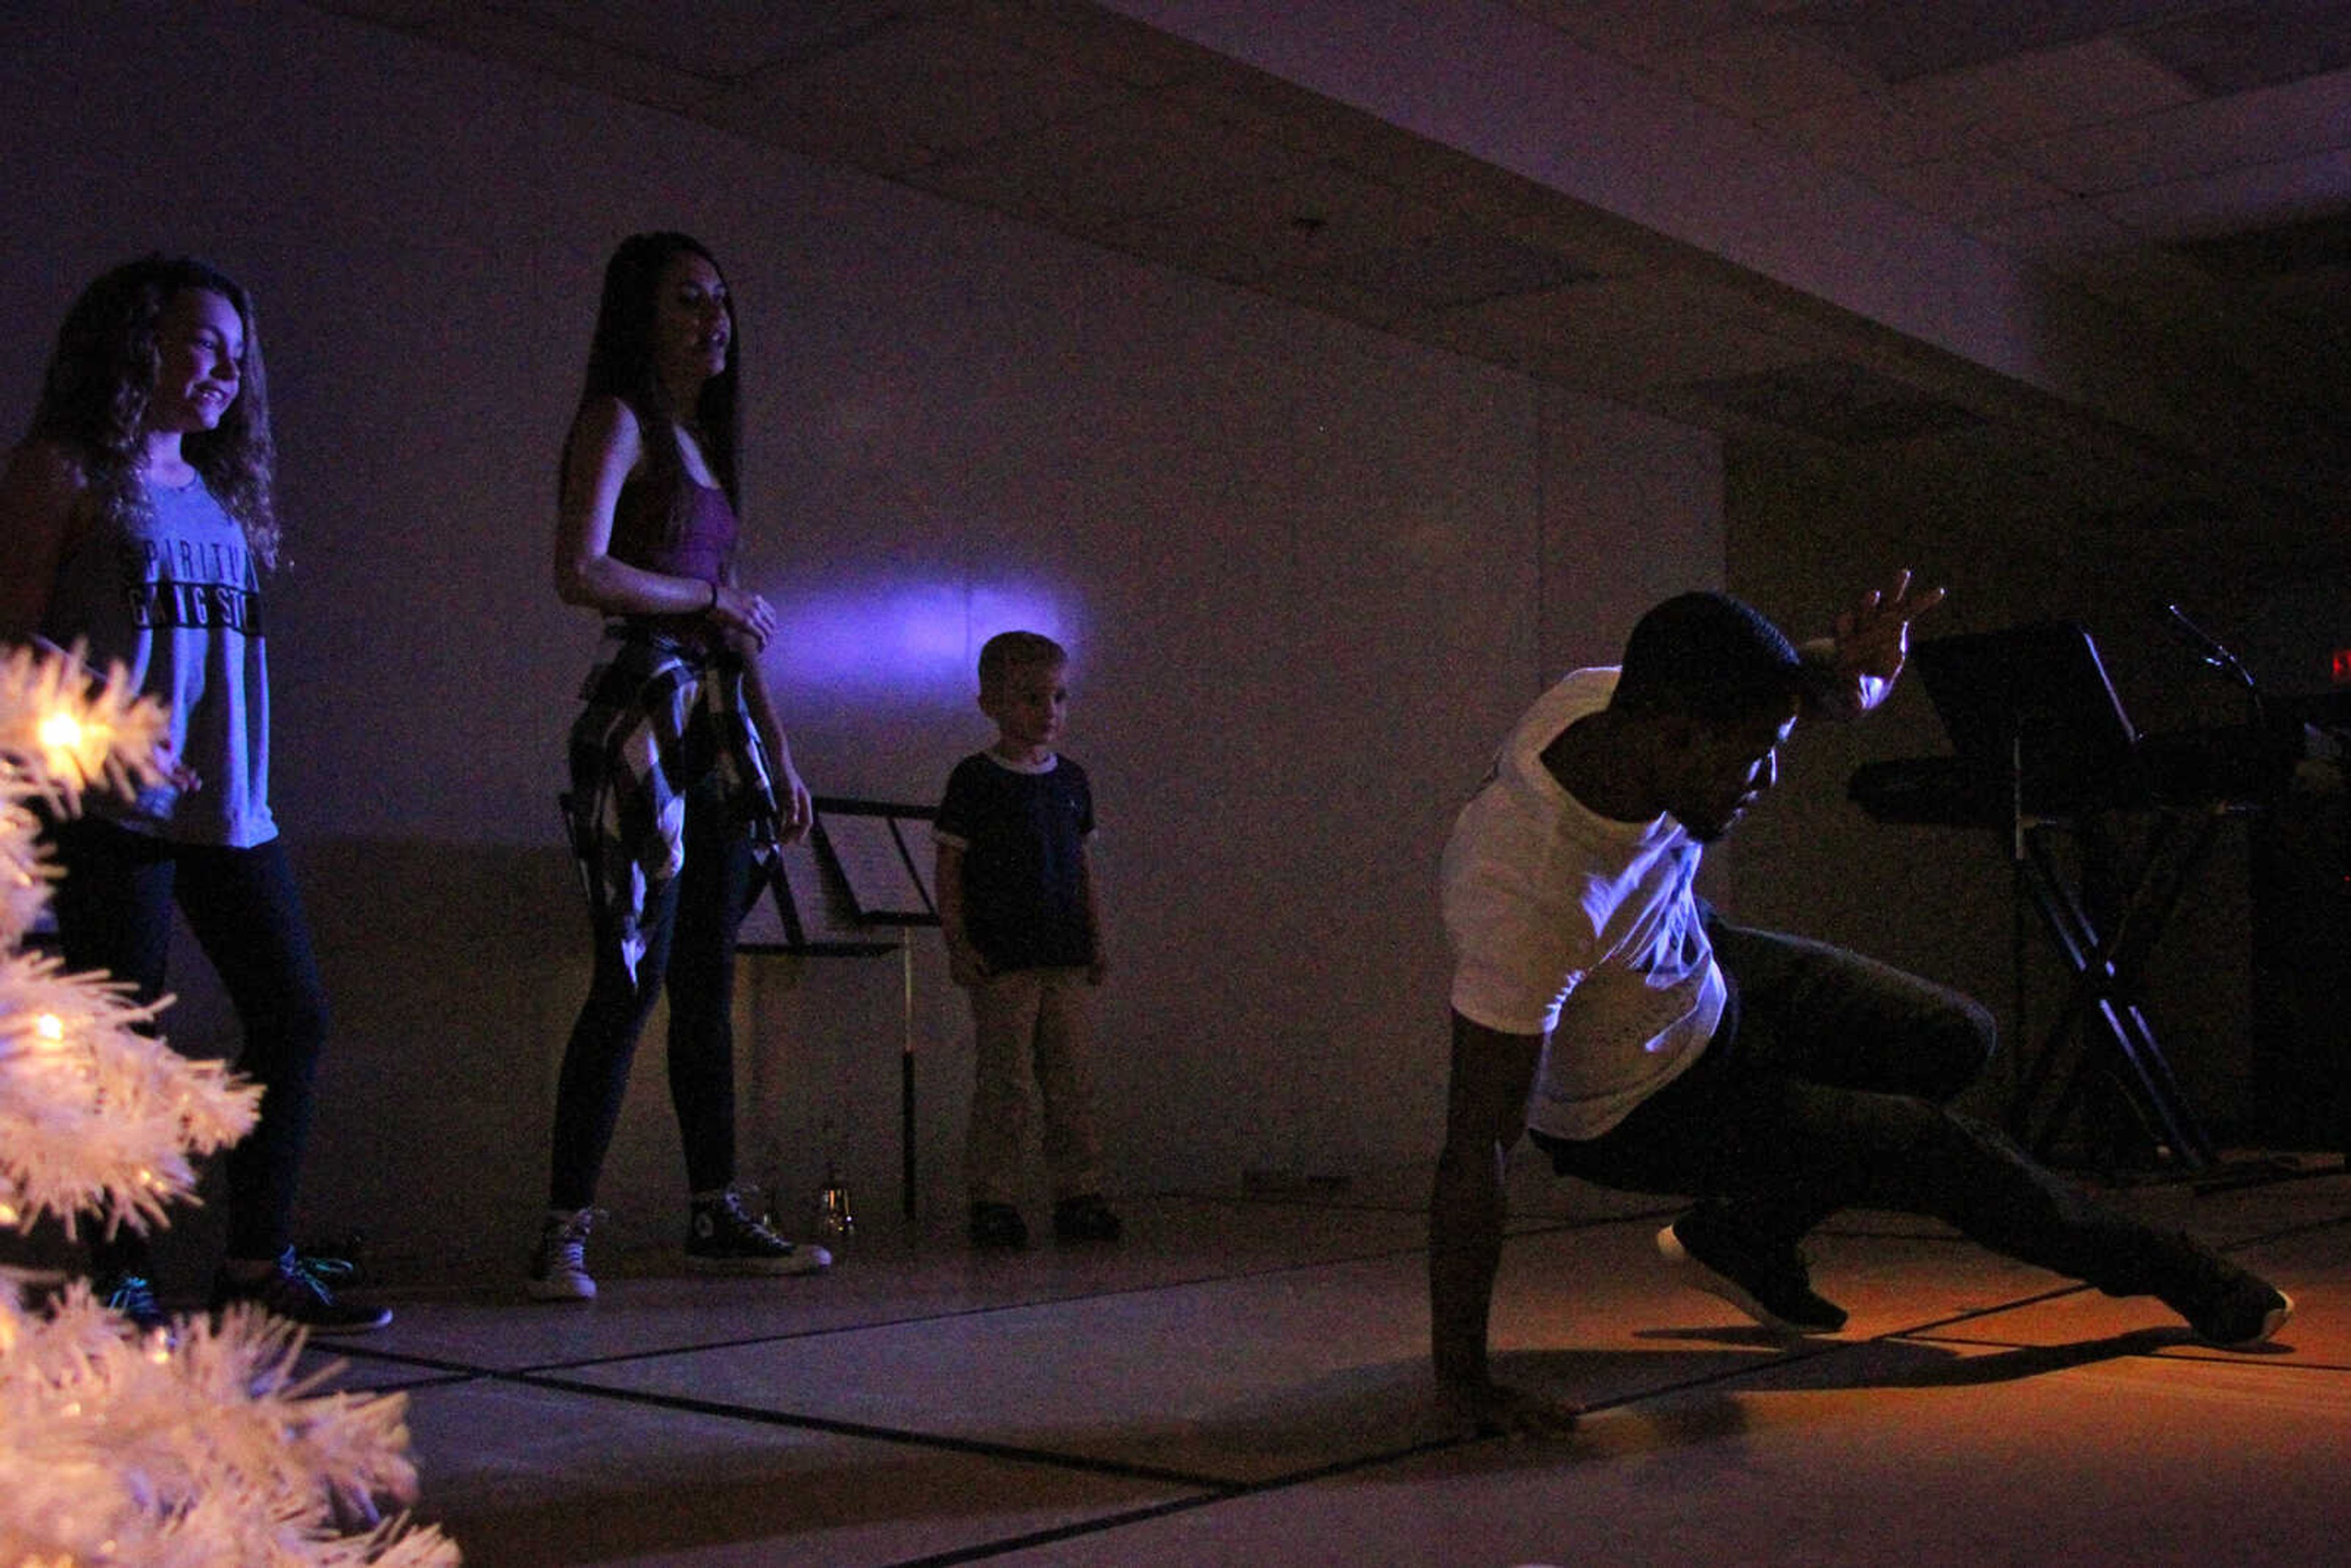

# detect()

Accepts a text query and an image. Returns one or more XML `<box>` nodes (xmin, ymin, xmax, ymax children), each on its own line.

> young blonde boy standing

<box><xmin>934</xmin><ymin>631</ymin><xmax>1120</xmax><ymax>1249</ymax></box>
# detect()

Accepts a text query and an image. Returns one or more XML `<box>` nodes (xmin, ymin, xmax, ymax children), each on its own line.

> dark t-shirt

<box><xmin>934</xmin><ymin>752</ymin><xmax>1095</xmax><ymax>972</ymax></box>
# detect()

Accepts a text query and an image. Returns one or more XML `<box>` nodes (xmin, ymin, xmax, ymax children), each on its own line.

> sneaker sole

<box><xmin>1657</xmin><ymin>1224</ymin><xmax>1841</xmax><ymax>1336</ymax></box>
<box><xmin>683</xmin><ymin>1247</ymin><xmax>832</xmax><ymax>1277</ymax></box>
<box><xmin>211</xmin><ymin>1296</ymin><xmax>396</xmax><ymax>1334</ymax></box>
<box><xmin>525</xmin><ymin>1277</ymin><xmax>596</xmax><ymax>1303</ymax></box>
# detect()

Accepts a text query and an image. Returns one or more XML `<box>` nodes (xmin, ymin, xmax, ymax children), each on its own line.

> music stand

<box><xmin>738</xmin><ymin>799</ymin><xmax>941</xmax><ymax>1220</ymax></box>
<box><xmin>1913</xmin><ymin>623</ymin><xmax>2140</xmax><ymax>825</ymax></box>
<box><xmin>1913</xmin><ymin>623</ymin><xmax>2219</xmax><ymax>1171</ymax></box>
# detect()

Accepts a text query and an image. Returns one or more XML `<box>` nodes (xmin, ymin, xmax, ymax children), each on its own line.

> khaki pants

<box><xmin>965</xmin><ymin>967</ymin><xmax>1104</xmax><ymax>1207</ymax></box>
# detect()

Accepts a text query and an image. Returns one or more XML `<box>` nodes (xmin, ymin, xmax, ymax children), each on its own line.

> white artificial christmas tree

<box><xmin>0</xmin><ymin>640</ymin><xmax>459</xmax><ymax>1566</ymax></box>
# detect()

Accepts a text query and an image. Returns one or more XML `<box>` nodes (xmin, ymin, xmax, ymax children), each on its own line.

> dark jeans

<box><xmin>1535</xmin><ymin>920</ymin><xmax>2207</xmax><ymax>1300</ymax></box>
<box><xmin>547</xmin><ymin>778</ymin><xmax>755</xmax><ymax>1210</ymax></box>
<box><xmin>51</xmin><ymin>817</ymin><xmax>330</xmax><ymax>1268</ymax></box>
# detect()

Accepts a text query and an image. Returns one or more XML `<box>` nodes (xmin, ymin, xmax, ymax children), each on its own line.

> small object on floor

<box><xmin>97</xmin><ymin>1269</ymin><xmax>173</xmax><ymax>1342</ymax></box>
<box><xmin>1053</xmin><ymin>1193</ymin><xmax>1122</xmax><ymax>1244</ymax></box>
<box><xmin>212</xmin><ymin>1246</ymin><xmax>393</xmax><ymax>1335</ymax></box>
<box><xmin>1658</xmin><ymin>1213</ymin><xmax>1846</xmax><ymax>1335</ymax></box>
<box><xmin>816</xmin><ymin>1172</ymin><xmax>855</xmax><ymax>1248</ymax></box>
<box><xmin>528</xmin><ymin>1206</ymin><xmax>599</xmax><ymax>1302</ymax></box>
<box><xmin>684</xmin><ymin>1188</ymin><xmax>831</xmax><ymax>1275</ymax></box>
<box><xmin>969</xmin><ymin>1201</ymin><xmax>1029</xmax><ymax>1250</ymax></box>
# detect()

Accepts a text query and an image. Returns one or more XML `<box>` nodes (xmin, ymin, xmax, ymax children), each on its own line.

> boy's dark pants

<box><xmin>1537</xmin><ymin>920</ymin><xmax>2220</xmax><ymax>1302</ymax></box>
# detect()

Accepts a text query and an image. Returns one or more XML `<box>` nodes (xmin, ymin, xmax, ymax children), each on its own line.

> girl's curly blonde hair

<box><xmin>26</xmin><ymin>253</ymin><xmax>280</xmax><ymax>569</ymax></box>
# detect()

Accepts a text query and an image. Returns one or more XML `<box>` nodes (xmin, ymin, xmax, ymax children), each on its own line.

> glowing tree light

<box><xmin>0</xmin><ymin>642</ymin><xmax>459</xmax><ymax>1566</ymax></box>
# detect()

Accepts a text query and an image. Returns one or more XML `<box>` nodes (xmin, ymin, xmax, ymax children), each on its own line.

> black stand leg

<box><xmin>2007</xmin><ymin>808</ymin><xmax>2221</xmax><ymax>1171</ymax></box>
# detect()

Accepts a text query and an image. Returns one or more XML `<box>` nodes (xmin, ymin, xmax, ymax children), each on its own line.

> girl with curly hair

<box><xmin>0</xmin><ymin>255</ymin><xmax>388</xmax><ymax>1335</ymax></box>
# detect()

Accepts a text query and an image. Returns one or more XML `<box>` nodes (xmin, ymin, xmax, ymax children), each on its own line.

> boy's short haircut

<box><xmin>978</xmin><ymin>630</ymin><xmax>1068</xmax><ymax>696</ymax></box>
<box><xmin>1611</xmin><ymin>591</ymin><xmax>1805</xmax><ymax>724</ymax></box>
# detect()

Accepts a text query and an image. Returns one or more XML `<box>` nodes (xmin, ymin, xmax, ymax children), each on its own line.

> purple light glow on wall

<box><xmin>768</xmin><ymin>578</ymin><xmax>1077</xmax><ymax>699</ymax></box>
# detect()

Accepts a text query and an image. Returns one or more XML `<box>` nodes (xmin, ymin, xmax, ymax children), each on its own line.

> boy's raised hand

<box><xmin>1810</xmin><ymin>569</ymin><xmax>1946</xmax><ymax>721</ymax></box>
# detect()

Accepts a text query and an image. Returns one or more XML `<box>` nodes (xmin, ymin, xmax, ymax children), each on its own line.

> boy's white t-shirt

<box><xmin>1440</xmin><ymin>667</ymin><xmax>1725</xmax><ymax>1141</ymax></box>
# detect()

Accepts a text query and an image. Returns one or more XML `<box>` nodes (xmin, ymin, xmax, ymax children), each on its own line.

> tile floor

<box><xmin>327</xmin><ymin>1152</ymin><xmax>2350</xmax><ymax>1566</ymax></box>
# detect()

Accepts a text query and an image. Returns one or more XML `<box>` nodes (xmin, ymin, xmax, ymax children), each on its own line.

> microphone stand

<box><xmin>2158</xmin><ymin>606</ymin><xmax>2325</xmax><ymax>1187</ymax></box>
<box><xmin>2165</xmin><ymin>601</ymin><xmax>2268</xmax><ymax>736</ymax></box>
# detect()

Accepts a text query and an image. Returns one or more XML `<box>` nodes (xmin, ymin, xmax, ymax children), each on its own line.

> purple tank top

<box><xmin>610</xmin><ymin>476</ymin><xmax>738</xmax><ymax>640</ymax></box>
<box><xmin>611</xmin><ymin>475</ymin><xmax>737</xmax><ymax>580</ymax></box>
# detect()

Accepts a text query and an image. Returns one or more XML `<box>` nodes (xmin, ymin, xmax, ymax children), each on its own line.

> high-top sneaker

<box><xmin>684</xmin><ymin>1189</ymin><xmax>831</xmax><ymax>1276</ymax></box>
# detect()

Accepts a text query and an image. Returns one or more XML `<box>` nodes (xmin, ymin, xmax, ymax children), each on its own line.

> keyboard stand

<box><xmin>2006</xmin><ymin>798</ymin><xmax>2225</xmax><ymax>1171</ymax></box>
<box><xmin>1858</xmin><ymin>621</ymin><xmax>2241</xmax><ymax>1176</ymax></box>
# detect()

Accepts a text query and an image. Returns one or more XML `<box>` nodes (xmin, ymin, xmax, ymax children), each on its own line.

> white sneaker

<box><xmin>527</xmin><ymin>1207</ymin><xmax>598</xmax><ymax>1302</ymax></box>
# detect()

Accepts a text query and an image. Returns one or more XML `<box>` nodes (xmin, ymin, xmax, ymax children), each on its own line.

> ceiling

<box><xmin>309</xmin><ymin>0</ymin><xmax>2351</xmax><ymax>560</ymax></box>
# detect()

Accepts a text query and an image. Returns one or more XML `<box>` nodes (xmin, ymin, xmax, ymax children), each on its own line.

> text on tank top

<box><xmin>38</xmin><ymin>473</ymin><xmax>275</xmax><ymax>847</ymax></box>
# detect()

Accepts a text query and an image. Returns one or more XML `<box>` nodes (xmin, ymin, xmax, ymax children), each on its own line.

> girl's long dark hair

<box><xmin>25</xmin><ymin>254</ymin><xmax>280</xmax><ymax>568</ymax></box>
<box><xmin>563</xmin><ymin>231</ymin><xmax>741</xmax><ymax>543</ymax></box>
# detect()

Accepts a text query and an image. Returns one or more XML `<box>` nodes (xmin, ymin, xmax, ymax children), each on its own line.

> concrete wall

<box><xmin>0</xmin><ymin>2</ymin><xmax>1723</xmax><ymax>1277</ymax></box>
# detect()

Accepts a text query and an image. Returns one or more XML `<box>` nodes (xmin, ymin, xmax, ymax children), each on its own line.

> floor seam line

<box><xmin>874</xmin><ymin>1433</ymin><xmax>1482</xmax><ymax>1567</ymax></box>
<box><xmin>472</xmin><ymin>1247</ymin><xmax>1506</xmax><ymax>1376</ymax></box>
<box><xmin>502</xmin><ymin>1367</ymin><xmax>1245</xmax><ymax>1491</ymax></box>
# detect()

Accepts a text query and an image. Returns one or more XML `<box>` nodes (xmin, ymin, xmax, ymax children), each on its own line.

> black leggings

<box><xmin>51</xmin><ymin>817</ymin><xmax>330</xmax><ymax>1267</ymax></box>
<box><xmin>546</xmin><ymin>779</ymin><xmax>756</xmax><ymax>1210</ymax></box>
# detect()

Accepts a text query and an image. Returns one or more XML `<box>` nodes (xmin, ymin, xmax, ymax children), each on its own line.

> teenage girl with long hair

<box><xmin>0</xmin><ymin>254</ymin><xmax>388</xmax><ymax>1334</ymax></box>
<box><xmin>530</xmin><ymin>232</ymin><xmax>826</xmax><ymax>1300</ymax></box>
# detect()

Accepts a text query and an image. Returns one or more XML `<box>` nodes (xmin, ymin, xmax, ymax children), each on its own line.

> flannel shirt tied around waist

<box><xmin>564</xmin><ymin>626</ymin><xmax>782</xmax><ymax>983</ymax></box>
